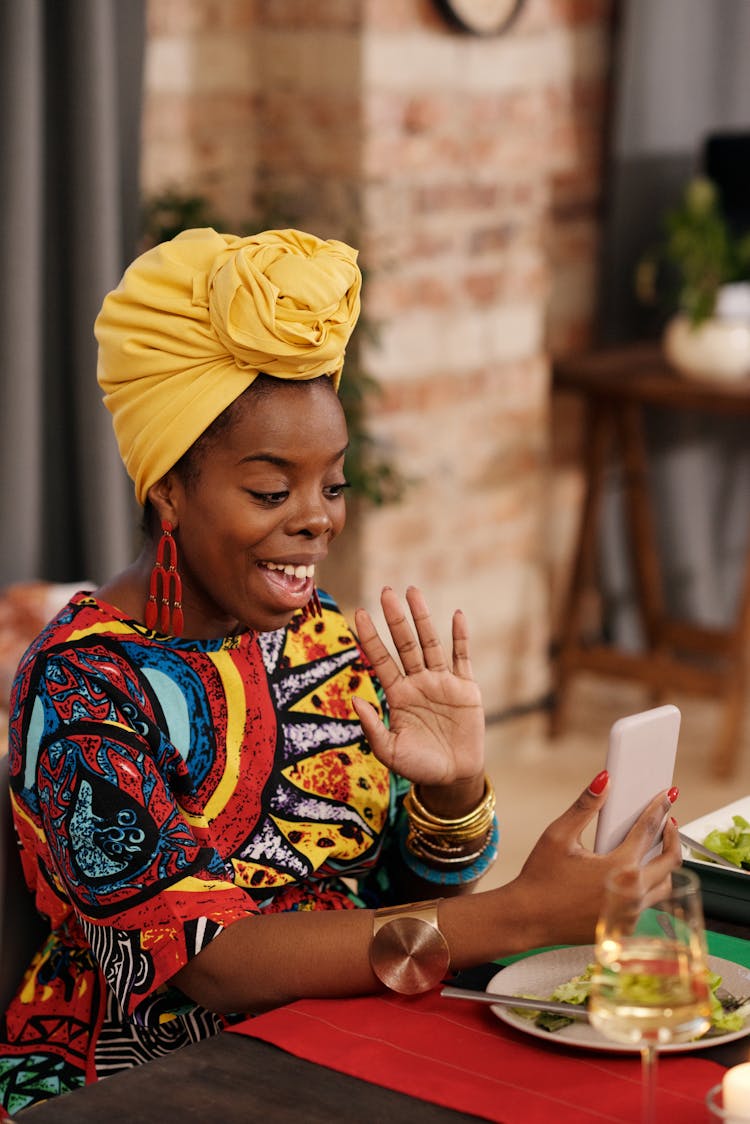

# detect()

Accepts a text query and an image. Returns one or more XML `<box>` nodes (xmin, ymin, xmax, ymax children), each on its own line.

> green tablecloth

<box><xmin>497</xmin><ymin>929</ymin><xmax>750</xmax><ymax>971</ymax></box>
<box><xmin>707</xmin><ymin>929</ymin><xmax>750</xmax><ymax>968</ymax></box>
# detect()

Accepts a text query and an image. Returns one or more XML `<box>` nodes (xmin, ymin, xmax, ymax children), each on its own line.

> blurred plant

<box><xmin>140</xmin><ymin>189</ymin><xmax>227</xmax><ymax>246</ymax></box>
<box><xmin>636</xmin><ymin>176</ymin><xmax>750</xmax><ymax>326</ymax></box>
<box><xmin>140</xmin><ymin>189</ymin><xmax>408</xmax><ymax>506</ymax></box>
<box><xmin>336</xmin><ymin>345</ymin><xmax>407</xmax><ymax>506</ymax></box>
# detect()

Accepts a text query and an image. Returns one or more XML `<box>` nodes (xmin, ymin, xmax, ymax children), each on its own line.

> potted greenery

<box><xmin>636</xmin><ymin>177</ymin><xmax>750</xmax><ymax>380</ymax></box>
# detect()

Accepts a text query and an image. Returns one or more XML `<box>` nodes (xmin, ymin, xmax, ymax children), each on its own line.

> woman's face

<box><xmin>161</xmin><ymin>378</ymin><xmax>349</xmax><ymax>636</ymax></box>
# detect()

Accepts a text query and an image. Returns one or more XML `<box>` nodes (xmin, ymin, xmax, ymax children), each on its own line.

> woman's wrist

<box><xmin>438</xmin><ymin>879</ymin><xmax>544</xmax><ymax>970</ymax></box>
<box><xmin>416</xmin><ymin>772</ymin><xmax>487</xmax><ymax>819</ymax></box>
<box><xmin>400</xmin><ymin>774</ymin><xmax>498</xmax><ymax>887</ymax></box>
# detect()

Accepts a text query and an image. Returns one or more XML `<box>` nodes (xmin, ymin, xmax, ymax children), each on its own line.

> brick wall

<box><xmin>141</xmin><ymin>0</ymin><xmax>614</xmax><ymax>715</ymax></box>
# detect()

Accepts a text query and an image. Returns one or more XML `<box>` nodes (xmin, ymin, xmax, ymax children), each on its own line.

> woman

<box><xmin>0</xmin><ymin>228</ymin><xmax>680</xmax><ymax>1113</ymax></box>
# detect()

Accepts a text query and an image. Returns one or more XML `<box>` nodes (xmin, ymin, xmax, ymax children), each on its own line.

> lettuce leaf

<box><xmin>702</xmin><ymin>815</ymin><xmax>750</xmax><ymax>869</ymax></box>
<box><xmin>514</xmin><ymin>963</ymin><xmax>749</xmax><ymax>1036</ymax></box>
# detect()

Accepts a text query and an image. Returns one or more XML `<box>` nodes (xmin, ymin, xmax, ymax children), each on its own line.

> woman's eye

<box><xmin>325</xmin><ymin>481</ymin><xmax>351</xmax><ymax>499</ymax></box>
<box><xmin>247</xmin><ymin>482</ymin><xmax>349</xmax><ymax>504</ymax></box>
<box><xmin>248</xmin><ymin>490</ymin><xmax>289</xmax><ymax>505</ymax></box>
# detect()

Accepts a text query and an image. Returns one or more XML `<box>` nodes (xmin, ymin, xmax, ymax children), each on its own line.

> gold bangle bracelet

<box><xmin>406</xmin><ymin>776</ymin><xmax>495</xmax><ymax>831</ymax></box>
<box><xmin>408</xmin><ymin>827</ymin><xmax>491</xmax><ymax>856</ymax></box>
<box><xmin>401</xmin><ymin>777</ymin><xmax>496</xmax><ymax>875</ymax></box>
<box><xmin>406</xmin><ymin>832</ymin><xmax>491</xmax><ymax>867</ymax></box>
<box><xmin>369</xmin><ymin>900</ymin><xmax>451</xmax><ymax>995</ymax></box>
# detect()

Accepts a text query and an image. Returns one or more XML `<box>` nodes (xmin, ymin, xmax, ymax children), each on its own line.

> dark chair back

<box><xmin>0</xmin><ymin>754</ymin><xmax>47</xmax><ymax>1013</ymax></box>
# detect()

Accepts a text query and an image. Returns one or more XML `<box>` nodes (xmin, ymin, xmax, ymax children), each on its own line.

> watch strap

<box><xmin>369</xmin><ymin>899</ymin><xmax>451</xmax><ymax>995</ymax></box>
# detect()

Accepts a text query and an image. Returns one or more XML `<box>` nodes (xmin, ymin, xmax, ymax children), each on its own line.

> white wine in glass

<box><xmin>589</xmin><ymin>868</ymin><xmax>711</xmax><ymax>1124</ymax></box>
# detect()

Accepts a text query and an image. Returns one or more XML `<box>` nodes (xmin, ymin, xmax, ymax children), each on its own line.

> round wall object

<box><xmin>435</xmin><ymin>0</ymin><xmax>525</xmax><ymax>35</ymax></box>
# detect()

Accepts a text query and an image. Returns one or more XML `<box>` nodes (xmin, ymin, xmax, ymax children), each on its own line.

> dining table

<box><xmin>18</xmin><ymin>916</ymin><xmax>750</xmax><ymax>1124</ymax></box>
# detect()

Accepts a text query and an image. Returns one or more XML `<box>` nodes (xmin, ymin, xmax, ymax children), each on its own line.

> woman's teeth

<box><xmin>262</xmin><ymin>562</ymin><xmax>315</xmax><ymax>579</ymax></box>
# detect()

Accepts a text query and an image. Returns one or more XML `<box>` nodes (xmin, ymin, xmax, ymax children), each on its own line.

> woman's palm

<box><xmin>352</xmin><ymin>587</ymin><xmax>485</xmax><ymax>785</ymax></box>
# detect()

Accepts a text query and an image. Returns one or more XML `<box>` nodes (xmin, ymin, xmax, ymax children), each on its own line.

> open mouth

<box><xmin>258</xmin><ymin>560</ymin><xmax>316</xmax><ymax>607</ymax></box>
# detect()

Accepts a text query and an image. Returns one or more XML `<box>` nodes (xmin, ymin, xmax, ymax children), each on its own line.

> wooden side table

<box><xmin>550</xmin><ymin>343</ymin><xmax>750</xmax><ymax>776</ymax></box>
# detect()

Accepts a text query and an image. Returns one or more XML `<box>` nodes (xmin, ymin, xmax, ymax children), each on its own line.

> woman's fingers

<box><xmin>542</xmin><ymin>771</ymin><xmax>610</xmax><ymax>849</ymax></box>
<box><xmin>404</xmin><ymin>587</ymin><xmax>448</xmax><ymax>672</ymax></box>
<box><xmin>351</xmin><ymin>695</ymin><xmax>391</xmax><ymax>762</ymax></box>
<box><xmin>617</xmin><ymin>820</ymin><xmax>682</xmax><ymax>914</ymax></box>
<box><xmin>383</xmin><ymin>586</ymin><xmax>448</xmax><ymax>676</ymax></box>
<box><xmin>370</xmin><ymin>588</ymin><xmax>424</xmax><ymax>677</ymax></box>
<box><xmin>662</xmin><ymin>812</ymin><xmax>682</xmax><ymax>864</ymax></box>
<box><xmin>615</xmin><ymin>788</ymin><xmax>676</xmax><ymax>863</ymax></box>
<box><xmin>641</xmin><ymin>816</ymin><xmax>682</xmax><ymax>900</ymax></box>
<box><xmin>451</xmin><ymin>608</ymin><xmax>474</xmax><ymax>680</ymax></box>
<box><xmin>356</xmin><ymin>588</ymin><xmax>455</xmax><ymax>681</ymax></box>
<box><xmin>532</xmin><ymin>776</ymin><xmax>679</xmax><ymax>872</ymax></box>
<box><xmin>353</xmin><ymin>607</ymin><xmax>401</xmax><ymax>690</ymax></box>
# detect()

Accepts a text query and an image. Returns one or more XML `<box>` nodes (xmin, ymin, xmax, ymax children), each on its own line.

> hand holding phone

<box><xmin>594</xmin><ymin>704</ymin><xmax>681</xmax><ymax>858</ymax></box>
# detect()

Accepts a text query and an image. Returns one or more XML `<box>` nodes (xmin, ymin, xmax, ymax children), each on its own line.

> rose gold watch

<box><xmin>369</xmin><ymin>900</ymin><xmax>451</xmax><ymax>995</ymax></box>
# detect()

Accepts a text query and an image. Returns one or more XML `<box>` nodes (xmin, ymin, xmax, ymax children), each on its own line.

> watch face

<box><xmin>436</xmin><ymin>0</ymin><xmax>524</xmax><ymax>35</ymax></box>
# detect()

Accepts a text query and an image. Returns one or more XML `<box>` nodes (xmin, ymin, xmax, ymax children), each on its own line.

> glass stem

<box><xmin>641</xmin><ymin>1043</ymin><xmax>658</xmax><ymax>1124</ymax></box>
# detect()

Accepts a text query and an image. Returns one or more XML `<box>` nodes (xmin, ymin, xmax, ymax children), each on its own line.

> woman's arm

<box><xmin>172</xmin><ymin>782</ymin><xmax>681</xmax><ymax>1015</ymax></box>
<box><xmin>351</xmin><ymin>587</ymin><xmax>491</xmax><ymax>899</ymax></box>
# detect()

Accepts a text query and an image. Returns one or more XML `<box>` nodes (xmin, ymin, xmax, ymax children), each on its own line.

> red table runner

<box><xmin>229</xmin><ymin>988</ymin><xmax>723</xmax><ymax>1122</ymax></box>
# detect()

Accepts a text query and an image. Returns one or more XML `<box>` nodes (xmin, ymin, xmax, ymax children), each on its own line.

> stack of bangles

<box><xmin>400</xmin><ymin>775</ymin><xmax>499</xmax><ymax>886</ymax></box>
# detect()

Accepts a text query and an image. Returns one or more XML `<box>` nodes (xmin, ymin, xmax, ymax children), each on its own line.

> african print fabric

<box><xmin>0</xmin><ymin>590</ymin><xmax>402</xmax><ymax>1114</ymax></box>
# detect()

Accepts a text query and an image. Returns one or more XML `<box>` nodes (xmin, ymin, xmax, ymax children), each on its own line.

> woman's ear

<box><xmin>146</xmin><ymin>473</ymin><xmax>180</xmax><ymax>528</ymax></box>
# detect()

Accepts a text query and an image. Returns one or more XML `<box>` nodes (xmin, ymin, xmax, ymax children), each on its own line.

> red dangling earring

<box><xmin>145</xmin><ymin>520</ymin><xmax>184</xmax><ymax>636</ymax></box>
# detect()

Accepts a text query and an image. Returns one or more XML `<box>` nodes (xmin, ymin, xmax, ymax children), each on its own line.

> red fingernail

<box><xmin>670</xmin><ymin>816</ymin><xmax>678</xmax><ymax>826</ymax></box>
<box><xmin>668</xmin><ymin>786</ymin><xmax>679</xmax><ymax>804</ymax></box>
<box><xmin>588</xmin><ymin>770</ymin><xmax>609</xmax><ymax>795</ymax></box>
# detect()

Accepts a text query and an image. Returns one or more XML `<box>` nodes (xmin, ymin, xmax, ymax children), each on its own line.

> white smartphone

<box><xmin>594</xmin><ymin>704</ymin><xmax>681</xmax><ymax>857</ymax></box>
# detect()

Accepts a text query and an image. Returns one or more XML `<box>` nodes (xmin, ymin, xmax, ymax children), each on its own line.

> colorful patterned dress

<box><xmin>0</xmin><ymin>590</ymin><xmax>404</xmax><ymax>1114</ymax></box>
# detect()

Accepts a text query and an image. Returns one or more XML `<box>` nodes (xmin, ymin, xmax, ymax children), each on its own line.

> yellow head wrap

<box><xmin>95</xmin><ymin>227</ymin><xmax>362</xmax><ymax>504</ymax></box>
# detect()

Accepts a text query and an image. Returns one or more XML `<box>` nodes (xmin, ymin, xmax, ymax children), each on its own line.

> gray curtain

<box><xmin>0</xmin><ymin>0</ymin><xmax>145</xmax><ymax>588</ymax></box>
<box><xmin>597</xmin><ymin>0</ymin><xmax>750</xmax><ymax>647</ymax></box>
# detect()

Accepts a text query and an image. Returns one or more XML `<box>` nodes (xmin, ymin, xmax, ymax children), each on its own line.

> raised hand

<box><xmin>351</xmin><ymin>586</ymin><xmax>485</xmax><ymax>787</ymax></box>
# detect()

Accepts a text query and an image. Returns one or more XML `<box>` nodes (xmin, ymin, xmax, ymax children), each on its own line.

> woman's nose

<box><xmin>288</xmin><ymin>495</ymin><xmax>333</xmax><ymax>538</ymax></box>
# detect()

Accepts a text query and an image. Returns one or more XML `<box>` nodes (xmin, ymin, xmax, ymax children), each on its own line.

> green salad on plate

<box><xmin>515</xmin><ymin>963</ymin><xmax>750</xmax><ymax>1036</ymax></box>
<box><xmin>701</xmin><ymin>815</ymin><xmax>750</xmax><ymax>870</ymax></box>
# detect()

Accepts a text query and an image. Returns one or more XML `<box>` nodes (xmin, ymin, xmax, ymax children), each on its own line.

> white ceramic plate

<box><xmin>681</xmin><ymin>796</ymin><xmax>750</xmax><ymax>876</ymax></box>
<box><xmin>489</xmin><ymin>946</ymin><xmax>750</xmax><ymax>1053</ymax></box>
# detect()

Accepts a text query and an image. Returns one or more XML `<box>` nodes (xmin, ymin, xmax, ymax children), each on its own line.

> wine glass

<box><xmin>589</xmin><ymin>867</ymin><xmax>712</xmax><ymax>1124</ymax></box>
